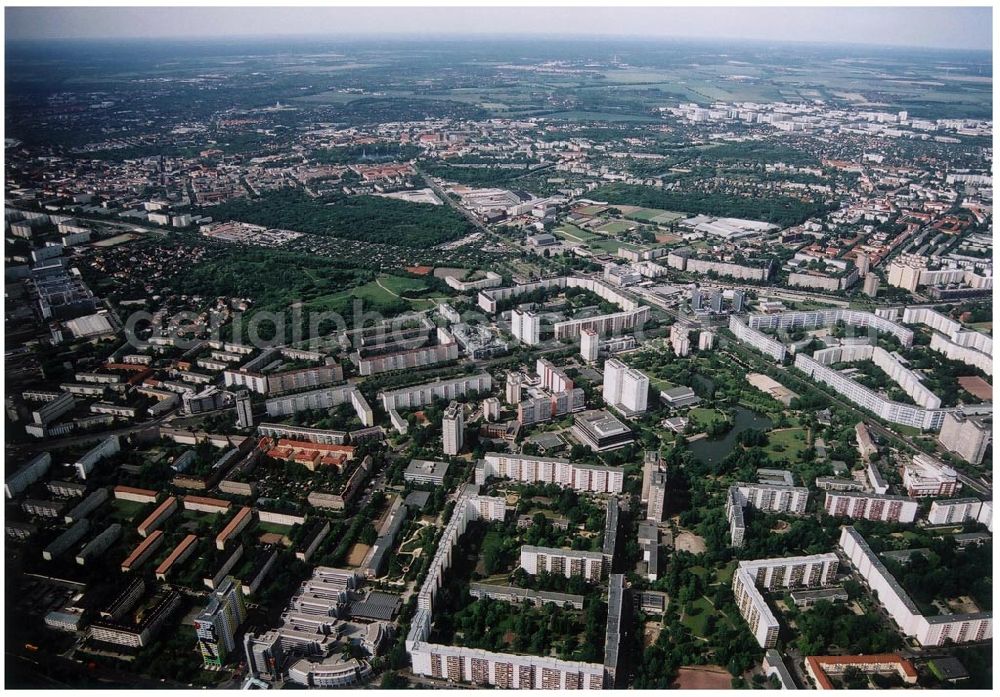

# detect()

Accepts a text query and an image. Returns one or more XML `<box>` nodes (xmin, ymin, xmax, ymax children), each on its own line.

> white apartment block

<box><xmin>726</xmin><ymin>487</ymin><xmax>747</xmax><ymax>548</ymax></box>
<box><xmin>406</xmin><ymin>486</ymin><xmax>607</xmax><ymax>689</ymax></box>
<box><xmin>580</xmin><ymin>328</ymin><xmax>599</xmax><ymax>362</ymax></box>
<box><xmin>902</xmin><ymin>453</ymin><xmax>959</xmax><ymax>498</ymax></box>
<box><xmin>510</xmin><ymin>309</ymin><xmax>541</xmax><ymax>346</ymax></box>
<box><xmin>733</xmin><ymin>554</ymin><xmax>839</xmax><ymax>648</ymax></box>
<box><xmin>647</xmin><ymin>472</ymin><xmax>667</xmax><ymax>523</ymax></box>
<box><xmin>442</xmin><ymin>401</ymin><xmax>464</xmax><ymax>456</ymax></box>
<box><xmin>927</xmin><ymin>498</ymin><xmax>992</xmax><ymax>531</ymax></box>
<box><xmin>554</xmin><ymin>307</ymin><xmax>650</xmax><ymax>341</ymax></box>
<box><xmin>749</xmin><ymin>309</ymin><xmax>913</xmax><ymax>347</ymax></box>
<box><xmin>929</xmin><ymin>331</ymin><xmax>992</xmax><ymax>376</ymax></box>
<box><xmin>729</xmin><ymin>316</ymin><xmax>787</xmax><ymax>362</ymax></box>
<box><xmin>265</xmin><ymin>385</ymin><xmax>373</xmax><ymax>427</ymax></box>
<box><xmin>357</xmin><ymin>340</ymin><xmax>458</xmax><ymax>376</ymax></box>
<box><xmin>602</xmin><ymin>358</ymin><xmax>649</xmax><ymax>414</ymax></box>
<box><xmin>75</xmin><ymin>435</ymin><xmax>121</xmax><ymax>480</ymax></box>
<box><xmin>938</xmin><ymin>411</ymin><xmax>991</xmax><ymax>465</ymax></box>
<box><xmin>476</xmin><ymin>453</ymin><xmax>623</xmax><ymax>494</ymax></box>
<box><xmin>824</xmin><ymin>491</ymin><xmax>919</xmax><ymax>523</ymax></box>
<box><xmin>810</xmin><ymin>344</ymin><xmax>940</xmax><ymax>409</ymax></box>
<box><xmin>445</xmin><ymin>270</ymin><xmax>502</xmax><ymax>292</ymax></box>
<box><xmin>478</xmin><ymin>275</ymin><xmax>639</xmax><ymax>316</ymax></box>
<box><xmin>840</xmin><ymin>527</ymin><xmax>992</xmax><ymax>646</ymax></box>
<box><xmin>795</xmin><ymin>354</ymin><xmax>948</xmax><ymax>431</ymax></box>
<box><xmin>736</xmin><ymin>483</ymin><xmax>810</xmax><ymax>514</ymax></box>
<box><xmin>519</xmin><ymin>546</ymin><xmax>605</xmax><ymax>582</ymax></box>
<box><xmin>378</xmin><ymin>373</ymin><xmax>492</xmax><ymax>411</ymax></box>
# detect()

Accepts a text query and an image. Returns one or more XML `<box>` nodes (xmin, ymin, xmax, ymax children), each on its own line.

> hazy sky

<box><xmin>5</xmin><ymin>6</ymin><xmax>993</xmax><ymax>51</ymax></box>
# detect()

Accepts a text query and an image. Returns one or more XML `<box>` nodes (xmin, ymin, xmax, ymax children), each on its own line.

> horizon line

<box><xmin>5</xmin><ymin>31</ymin><xmax>994</xmax><ymax>55</ymax></box>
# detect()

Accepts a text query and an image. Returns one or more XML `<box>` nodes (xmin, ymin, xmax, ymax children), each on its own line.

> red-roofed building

<box><xmin>806</xmin><ymin>655</ymin><xmax>918</xmax><ymax>689</ymax></box>
<box><xmin>216</xmin><ymin>507</ymin><xmax>254</xmax><ymax>550</ymax></box>
<box><xmin>155</xmin><ymin>534</ymin><xmax>198</xmax><ymax>581</ymax></box>
<box><xmin>264</xmin><ymin>438</ymin><xmax>355</xmax><ymax>472</ymax></box>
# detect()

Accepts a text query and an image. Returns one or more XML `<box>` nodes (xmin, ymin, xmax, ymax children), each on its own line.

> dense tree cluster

<box><xmin>205</xmin><ymin>188</ymin><xmax>473</xmax><ymax>248</ymax></box>
<box><xmin>590</xmin><ymin>183</ymin><xmax>834</xmax><ymax>227</ymax></box>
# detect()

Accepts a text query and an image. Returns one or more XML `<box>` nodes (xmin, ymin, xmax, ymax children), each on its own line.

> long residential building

<box><xmin>736</xmin><ymin>482</ymin><xmax>810</xmax><ymax>514</ymax></box>
<box><xmin>378</xmin><ymin>373</ymin><xmax>492</xmax><ymax>412</ymax></box>
<box><xmin>265</xmin><ymin>385</ymin><xmax>373</xmax><ymax>427</ymax></box>
<box><xmin>476</xmin><ymin>452</ymin><xmax>623</xmax><ymax>494</ymax></box>
<box><xmin>729</xmin><ymin>316</ymin><xmax>787</xmax><ymax>362</ymax></box>
<box><xmin>927</xmin><ymin>498</ymin><xmax>993</xmax><ymax>530</ymax></box>
<box><xmin>357</xmin><ymin>332</ymin><xmax>458</xmax><ymax>376</ymax></box>
<box><xmin>256</xmin><ymin>423</ymin><xmax>347</xmax><ymax>445</ymax></box>
<box><xmin>811</xmin><ymin>344</ymin><xmax>941</xmax><ymax>409</ymax></box>
<box><xmin>216</xmin><ymin>507</ymin><xmax>254</xmax><ymax>550</ymax></box>
<box><xmin>519</xmin><ymin>546</ymin><xmax>605</xmax><ymax>582</ymax></box>
<box><xmin>823</xmin><ymin>491</ymin><xmax>919</xmax><ymax>523</ymax></box>
<box><xmin>121</xmin><ymin>529</ymin><xmax>165</xmax><ymax>572</ymax></box>
<box><xmin>806</xmin><ymin>655</ymin><xmax>917</xmax><ymax>690</ymax></box>
<box><xmin>795</xmin><ymin>354</ymin><xmax>953</xmax><ymax>431</ymax></box>
<box><xmin>76</xmin><ymin>523</ymin><xmax>122</xmax><ymax>565</ymax></box>
<box><xmin>74</xmin><ymin>435</ymin><xmax>121</xmax><ymax>479</ymax></box>
<box><xmin>726</xmin><ymin>483</ymin><xmax>809</xmax><ymax>548</ymax></box>
<box><xmin>748</xmin><ymin>309</ymin><xmax>913</xmax><ymax>347</ymax></box>
<box><xmin>517</xmin><ymin>388</ymin><xmax>585</xmax><ymax>425</ymax></box>
<box><xmin>138</xmin><ymin>496</ymin><xmax>178</xmax><ymax>537</ymax></box>
<box><xmin>5</xmin><ymin>452</ymin><xmax>52</xmax><ymax>499</ymax></box>
<box><xmin>733</xmin><ymin>554</ymin><xmax>839</xmax><ymax>648</ymax></box>
<box><xmin>839</xmin><ymin>526</ymin><xmax>992</xmax><ymax>646</ymax></box>
<box><xmin>406</xmin><ymin>485</ymin><xmax>605</xmax><ymax>688</ymax></box>
<box><xmin>903</xmin><ymin>306</ymin><xmax>992</xmax><ymax>376</ymax></box>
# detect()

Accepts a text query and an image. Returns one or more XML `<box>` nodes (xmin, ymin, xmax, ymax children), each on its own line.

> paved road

<box><xmin>414</xmin><ymin>165</ymin><xmax>521</xmax><ymax>255</ymax></box>
<box><xmin>16</xmin><ymin>414</ymin><xmax>172</xmax><ymax>452</ymax></box>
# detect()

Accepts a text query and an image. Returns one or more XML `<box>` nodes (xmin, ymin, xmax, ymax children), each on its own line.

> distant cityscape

<box><xmin>3</xmin><ymin>9</ymin><xmax>994</xmax><ymax>692</ymax></box>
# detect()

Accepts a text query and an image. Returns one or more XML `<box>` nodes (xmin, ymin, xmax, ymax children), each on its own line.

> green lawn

<box><xmin>553</xmin><ymin>223</ymin><xmax>599</xmax><ymax>243</ymax></box>
<box><xmin>340</xmin><ymin>274</ymin><xmax>429</xmax><ymax>310</ymax></box>
<box><xmin>376</xmin><ymin>274</ymin><xmax>428</xmax><ymax>295</ymax></box>
<box><xmin>624</xmin><ymin>207</ymin><xmax>686</xmax><ymax>224</ymax></box>
<box><xmin>765</xmin><ymin>427</ymin><xmax>809</xmax><ymax>460</ymax></box>
<box><xmin>258</xmin><ymin>521</ymin><xmax>293</xmax><ymax>535</ymax></box>
<box><xmin>649</xmin><ymin>376</ymin><xmax>678</xmax><ymax>392</ymax></box>
<box><xmin>109</xmin><ymin>499</ymin><xmax>148</xmax><ymax>521</ymax></box>
<box><xmin>587</xmin><ymin>237</ymin><xmax>628</xmax><ymax>254</ymax></box>
<box><xmin>595</xmin><ymin>220</ymin><xmax>636</xmax><ymax>235</ymax></box>
<box><xmin>681</xmin><ymin>596</ymin><xmax>715</xmax><ymax>637</ymax></box>
<box><xmin>689</xmin><ymin>407</ymin><xmax>728</xmax><ymax>428</ymax></box>
<box><xmin>715</xmin><ymin>561</ymin><xmax>737</xmax><ymax>585</ymax></box>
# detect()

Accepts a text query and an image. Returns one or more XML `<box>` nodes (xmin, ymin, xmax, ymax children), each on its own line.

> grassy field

<box><xmin>553</xmin><ymin>223</ymin><xmax>599</xmax><ymax>243</ymax></box>
<box><xmin>109</xmin><ymin>498</ymin><xmax>147</xmax><ymax>521</ymax></box>
<box><xmin>258</xmin><ymin>521</ymin><xmax>293</xmax><ymax>535</ymax></box>
<box><xmin>689</xmin><ymin>407</ymin><xmax>728</xmax><ymax>429</ymax></box>
<box><xmin>766</xmin><ymin>427</ymin><xmax>809</xmax><ymax>460</ymax></box>
<box><xmin>307</xmin><ymin>273</ymin><xmax>429</xmax><ymax>314</ymax></box>
<box><xmin>681</xmin><ymin>596</ymin><xmax>715</xmax><ymax>637</ymax></box>
<box><xmin>624</xmin><ymin>207</ymin><xmax>687</xmax><ymax>224</ymax></box>
<box><xmin>587</xmin><ymin>237</ymin><xmax>629</xmax><ymax>254</ymax></box>
<box><xmin>595</xmin><ymin>220</ymin><xmax>637</xmax><ymax>235</ymax></box>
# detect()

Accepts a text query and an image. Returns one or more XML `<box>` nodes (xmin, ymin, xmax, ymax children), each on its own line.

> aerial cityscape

<box><xmin>3</xmin><ymin>4</ymin><xmax>994</xmax><ymax>691</ymax></box>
